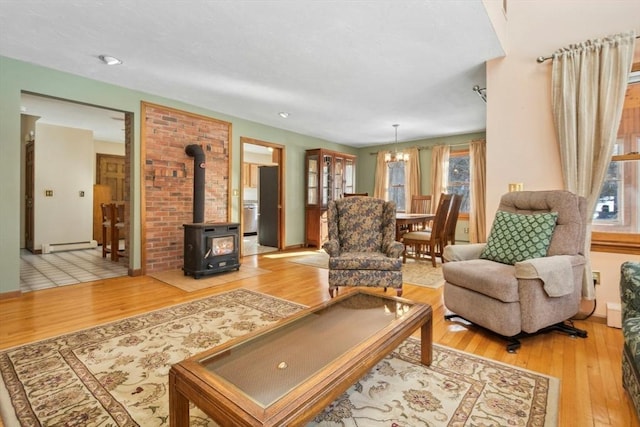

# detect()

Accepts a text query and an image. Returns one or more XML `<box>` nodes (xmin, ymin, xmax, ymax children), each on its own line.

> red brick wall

<box><xmin>143</xmin><ymin>103</ymin><xmax>230</xmax><ymax>273</ymax></box>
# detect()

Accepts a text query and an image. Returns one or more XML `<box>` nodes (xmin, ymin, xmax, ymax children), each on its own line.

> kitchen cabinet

<box><xmin>305</xmin><ymin>148</ymin><xmax>356</xmax><ymax>247</ymax></box>
<box><xmin>243</xmin><ymin>163</ymin><xmax>258</xmax><ymax>188</ymax></box>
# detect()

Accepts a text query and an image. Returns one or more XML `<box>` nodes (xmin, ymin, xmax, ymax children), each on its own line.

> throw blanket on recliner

<box><xmin>515</xmin><ymin>255</ymin><xmax>575</xmax><ymax>297</ymax></box>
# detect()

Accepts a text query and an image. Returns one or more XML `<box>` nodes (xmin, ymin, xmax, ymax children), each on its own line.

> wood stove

<box><xmin>183</xmin><ymin>222</ymin><xmax>240</xmax><ymax>278</ymax></box>
<box><xmin>183</xmin><ymin>144</ymin><xmax>240</xmax><ymax>279</ymax></box>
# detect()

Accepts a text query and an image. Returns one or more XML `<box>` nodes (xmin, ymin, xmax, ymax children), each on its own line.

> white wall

<box><xmin>486</xmin><ymin>1</ymin><xmax>640</xmax><ymax>317</ymax></box>
<box><xmin>34</xmin><ymin>123</ymin><xmax>94</xmax><ymax>249</ymax></box>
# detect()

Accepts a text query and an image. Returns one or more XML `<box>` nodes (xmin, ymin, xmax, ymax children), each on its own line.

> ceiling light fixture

<box><xmin>278</xmin><ymin>112</ymin><xmax>289</xmax><ymax>118</ymax></box>
<box><xmin>385</xmin><ymin>124</ymin><xmax>409</xmax><ymax>163</ymax></box>
<box><xmin>98</xmin><ymin>55</ymin><xmax>123</xmax><ymax>66</ymax></box>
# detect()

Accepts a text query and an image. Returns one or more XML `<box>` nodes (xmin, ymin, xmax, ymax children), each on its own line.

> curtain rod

<box><xmin>537</xmin><ymin>34</ymin><xmax>640</xmax><ymax>63</ymax></box>
<box><xmin>368</xmin><ymin>142</ymin><xmax>471</xmax><ymax>155</ymax></box>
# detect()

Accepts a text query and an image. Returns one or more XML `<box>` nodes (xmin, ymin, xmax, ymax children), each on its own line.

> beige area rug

<box><xmin>149</xmin><ymin>265</ymin><xmax>270</xmax><ymax>292</ymax></box>
<box><xmin>0</xmin><ymin>289</ymin><xmax>558</xmax><ymax>426</ymax></box>
<box><xmin>288</xmin><ymin>251</ymin><xmax>445</xmax><ymax>289</ymax></box>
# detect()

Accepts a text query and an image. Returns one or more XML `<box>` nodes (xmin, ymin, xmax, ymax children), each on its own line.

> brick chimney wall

<box><xmin>143</xmin><ymin>103</ymin><xmax>230</xmax><ymax>273</ymax></box>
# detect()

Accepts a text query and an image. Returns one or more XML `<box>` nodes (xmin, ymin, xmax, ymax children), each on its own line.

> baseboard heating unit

<box><xmin>41</xmin><ymin>240</ymin><xmax>98</xmax><ymax>253</ymax></box>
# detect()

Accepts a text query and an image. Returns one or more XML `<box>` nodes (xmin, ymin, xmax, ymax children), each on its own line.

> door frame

<box><xmin>25</xmin><ymin>141</ymin><xmax>34</xmax><ymax>252</ymax></box>
<box><xmin>19</xmin><ymin>91</ymin><xmax>133</xmax><ymax>273</ymax></box>
<box><xmin>240</xmin><ymin>137</ymin><xmax>285</xmax><ymax>256</ymax></box>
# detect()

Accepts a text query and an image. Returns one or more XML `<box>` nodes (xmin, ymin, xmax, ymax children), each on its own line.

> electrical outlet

<box><xmin>593</xmin><ymin>271</ymin><xmax>601</xmax><ymax>285</ymax></box>
<box><xmin>463</xmin><ymin>227</ymin><xmax>469</xmax><ymax>234</ymax></box>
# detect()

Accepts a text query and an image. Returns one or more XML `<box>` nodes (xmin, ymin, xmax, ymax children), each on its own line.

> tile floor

<box><xmin>20</xmin><ymin>236</ymin><xmax>276</xmax><ymax>292</ymax></box>
<box><xmin>20</xmin><ymin>246</ymin><xmax>128</xmax><ymax>292</ymax></box>
<box><xmin>242</xmin><ymin>234</ymin><xmax>278</xmax><ymax>256</ymax></box>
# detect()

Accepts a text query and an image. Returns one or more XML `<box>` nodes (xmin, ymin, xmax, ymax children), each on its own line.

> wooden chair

<box><xmin>100</xmin><ymin>203</ymin><xmax>113</xmax><ymax>259</ymax></box>
<box><xmin>409</xmin><ymin>195</ymin><xmax>432</xmax><ymax>231</ymax></box>
<box><xmin>113</xmin><ymin>203</ymin><xmax>126</xmax><ymax>261</ymax></box>
<box><xmin>397</xmin><ymin>195</ymin><xmax>433</xmax><ymax>238</ymax></box>
<box><xmin>402</xmin><ymin>194</ymin><xmax>453</xmax><ymax>267</ymax></box>
<box><xmin>444</xmin><ymin>194</ymin><xmax>462</xmax><ymax>247</ymax></box>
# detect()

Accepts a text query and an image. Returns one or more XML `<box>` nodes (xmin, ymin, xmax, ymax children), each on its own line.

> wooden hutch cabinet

<box><xmin>305</xmin><ymin>148</ymin><xmax>356</xmax><ymax>247</ymax></box>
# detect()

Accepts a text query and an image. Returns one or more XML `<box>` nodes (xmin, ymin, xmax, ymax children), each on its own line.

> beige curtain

<box><xmin>405</xmin><ymin>147</ymin><xmax>421</xmax><ymax>211</ymax></box>
<box><xmin>430</xmin><ymin>145</ymin><xmax>450</xmax><ymax>212</ymax></box>
<box><xmin>551</xmin><ymin>31</ymin><xmax>635</xmax><ymax>300</ymax></box>
<box><xmin>469</xmin><ymin>139</ymin><xmax>486</xmax><ymax>243</ymax></box>
<box><xmin>373</xmin><ymin>151</ymin><xmax>387</xmax><ymax>199</ymax></box>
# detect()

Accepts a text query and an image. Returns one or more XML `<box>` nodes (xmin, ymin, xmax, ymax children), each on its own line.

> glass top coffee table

<box><xmin>169</xmin><ymin>289</ymin><xmax>432</xmax><ymax>426</ymax></box>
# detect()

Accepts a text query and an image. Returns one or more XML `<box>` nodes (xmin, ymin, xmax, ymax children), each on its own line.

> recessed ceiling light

<box><xmin>278</xmin><ymin>112</ymin><xmax>290</xmax><ymax>118</ymax></box>
<box><xmin>98</xmin><ymin>55</ymin><xmax>123</xmax><ymax>65</ymax></box>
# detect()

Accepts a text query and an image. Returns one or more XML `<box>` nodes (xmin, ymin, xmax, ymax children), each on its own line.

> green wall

<box><xmin>0</xmin><ymin>55</ymin><xmax>356</xmax><ymax>294</ymax></box>
<box><xmin>0</xmin><ymin>55</ymin><xmax>485</xmax><ymax>294</ymax></box>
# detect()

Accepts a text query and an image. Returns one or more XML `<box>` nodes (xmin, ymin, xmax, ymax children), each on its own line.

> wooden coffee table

<box><xmin>169</xmin><ymin>289</ymin><xmax>432</xmax><ymax>426</ymax></box>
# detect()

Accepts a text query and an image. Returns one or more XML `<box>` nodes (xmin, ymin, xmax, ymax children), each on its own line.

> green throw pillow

<box><xmin>480</xmin><ymin>211</ymin><xmax>558</xmax><ymax>265</ymax></box>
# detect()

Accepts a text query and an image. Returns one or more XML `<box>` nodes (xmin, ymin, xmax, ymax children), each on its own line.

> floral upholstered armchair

<box><xmin>621</xmin><ymin>261</ymin><xmax>640</xmax><ymax>421</ymax></box>
<box><xmin>323</xmin><ymin>196</ymin><xmax>404</xmax><ymax>297</ymax></box>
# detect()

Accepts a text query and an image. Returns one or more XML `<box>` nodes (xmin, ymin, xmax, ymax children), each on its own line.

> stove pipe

<box><xmin>185</xmin><ymin>144</ymin><xmax>205</xmax><ymax>223</ymax></box>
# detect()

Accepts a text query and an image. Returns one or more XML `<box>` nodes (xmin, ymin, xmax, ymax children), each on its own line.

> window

<box><xmin>387</xmin><ymin>161</ymin><xmax>406</xmax><ymax>211</ymax></box>
<box><xmin>591</xmin><ymin>76</ymin><xmax>640</xmax><ymax>254</ymax></box>
<box><xmin>447</xmin><ymin>150</ymin><xmax>470</xmax><ymax>218</ymax></box>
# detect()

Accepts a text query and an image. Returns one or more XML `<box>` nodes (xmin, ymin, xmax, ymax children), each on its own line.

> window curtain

<box><xmin>551</xmin><ymin>31</ymin><xmax>635</xmax><ymax>300</ymax></box>
<box><xmin>430</xmin><ymin>145</ymin><xmax>450</xmax><ymax>212</ymax></box>
<box><xmin>373</xmin><ymin>151</ymin><xmax>387</xmax><ymax>199</ymax></box>
<box><xmin>469</xmin><ymin>139</ymin><xmax>486</xmax><ymax>243</ymax></box>
<box><xmin>404</xmin><ymin>147</ymin><xmax>421</xmax><ymax>211</ymax></box>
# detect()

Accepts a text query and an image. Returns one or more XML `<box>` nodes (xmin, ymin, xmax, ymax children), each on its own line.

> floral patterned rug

<box><xmin>0</xmin><ymin>289</ymin><xmax>558</xmax><ymax>426</ymax></box>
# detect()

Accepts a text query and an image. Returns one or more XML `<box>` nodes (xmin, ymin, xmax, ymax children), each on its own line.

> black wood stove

<box><xmin>183</xmin><ymin>144</ymin><xmax>240</xmax><ymax>279</ymax></box>
<box><xmin>183</xmin><ymin>222</ymin><xmax>240</xmax><ymax>278</ymax></box>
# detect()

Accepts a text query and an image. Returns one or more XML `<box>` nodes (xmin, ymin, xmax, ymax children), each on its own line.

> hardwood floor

<box><xmin>1</xmin><ymin>250</ymin><xmax>638</xmax><ymax>427</ymax></box>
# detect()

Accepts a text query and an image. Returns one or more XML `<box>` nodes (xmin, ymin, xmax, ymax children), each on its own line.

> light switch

<box><xmin>508</xmin><ymin>183</ymin><xmax>524</xmax><ymax>192</ymax></box>
<box><xmin>79</xmin><ymin>191</ymin><xmax>85</xmax><ymax>197</ymax></box>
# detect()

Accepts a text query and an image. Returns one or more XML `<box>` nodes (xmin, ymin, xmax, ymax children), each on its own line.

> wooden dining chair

<box><xmin>402</xmin><ymin>194</ymin><xmax>453</xmax><ymax>267</ymax></box>
<box><xmin>100</xmin><ymin>203</ymin><xmax>113</xmax><ymax>259</ymax></box>
<box><xmin>444</xmin><ymin>194</ymin><xmax>462</xmax><ymax>247</ymax></box>
<box><xmin>113</xmin><ymin>203</ymin><xmax>126</xmax><ymax>261</ymax></box>
<box><xmin>409</xmin><ymin>195</ymin><xmax>432</xmax><ymax>231</ymax></box>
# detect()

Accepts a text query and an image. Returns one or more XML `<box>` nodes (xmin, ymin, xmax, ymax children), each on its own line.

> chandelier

<box><xmin>384</xmin><ymin>124</ymin><xmax>409</xmax><ymax>163</ymax></box>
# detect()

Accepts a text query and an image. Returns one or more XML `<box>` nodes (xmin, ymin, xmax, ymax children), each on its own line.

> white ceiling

<box><xmin>1</xmin><ymin>1</ymin><xmax>504</xmax><ymax>147</ymax></box>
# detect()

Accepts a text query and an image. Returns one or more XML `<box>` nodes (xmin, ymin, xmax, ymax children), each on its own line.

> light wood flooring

<box><xmin>1</xmin><ymin>249</ymin><xmax>638</xmax><ymax>427</ymax></box>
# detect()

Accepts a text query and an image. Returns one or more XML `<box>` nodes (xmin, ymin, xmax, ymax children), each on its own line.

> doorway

<box><xmin>240</xmin><ymin>137</ymin><xmax>285</xmax><ymax>256</ymax></box>
<box><xmin>19</xmin><ymin>92</ymin><xmax>132</xmax><ymax>290</ymax></box>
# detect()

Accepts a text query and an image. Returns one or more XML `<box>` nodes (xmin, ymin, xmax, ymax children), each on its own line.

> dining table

<box><xmin>395</xmin><ymin>213</ymin><xmax>435</xmax><ymax>241</ymax></box>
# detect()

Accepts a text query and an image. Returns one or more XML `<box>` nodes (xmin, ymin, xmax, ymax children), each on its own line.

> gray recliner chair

<box><xmin>442</xmin><ymin>190</ymin><xmax>588</xmax><ymax>352</ymax></box>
